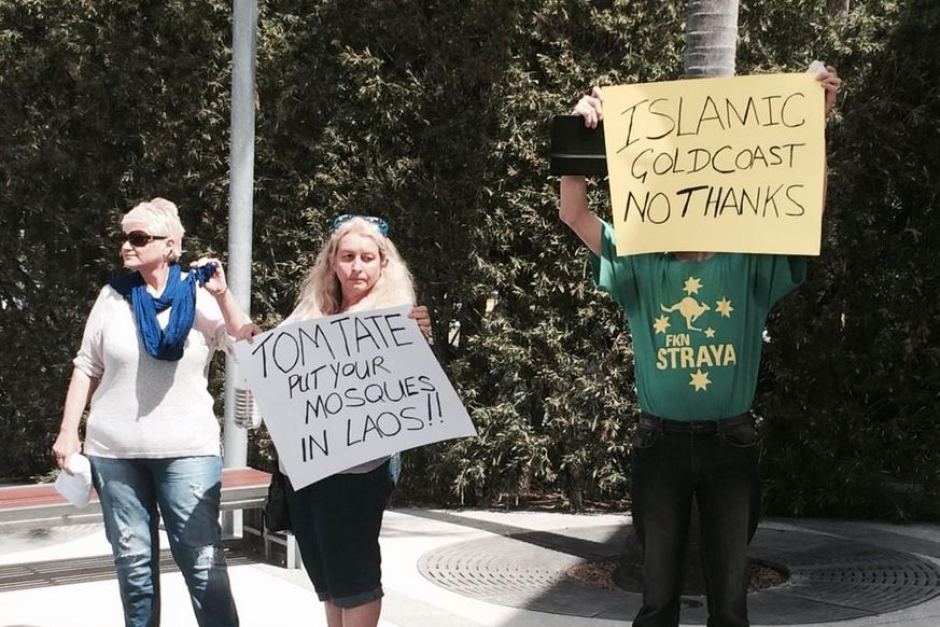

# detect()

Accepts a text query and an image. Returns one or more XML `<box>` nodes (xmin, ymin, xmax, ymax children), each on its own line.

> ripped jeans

<box><xmin>89</xmin><ymin>456</ymin><xmax>239</xmax><ymax>627</ymax></box>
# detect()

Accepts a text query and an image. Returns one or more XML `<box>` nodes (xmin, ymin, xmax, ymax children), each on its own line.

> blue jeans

<box><xmin>631</xmin><ymin>414</ymin><xmax>760</xmax><ymax>627</ymax></box>
<box><xmin>89</xmin><ymin>455</ymin><xmax>239</xmax><ymax>627</ymax></box>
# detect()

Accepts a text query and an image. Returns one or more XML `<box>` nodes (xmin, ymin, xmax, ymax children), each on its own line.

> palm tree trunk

<box><xmin>684</xmin><ymin>0</ymin><xmax>740</xmax><ymax>77</ymax></box>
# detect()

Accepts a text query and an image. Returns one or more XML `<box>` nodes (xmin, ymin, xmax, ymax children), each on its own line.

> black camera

<box><xmin>549</xmin><ymin>115</ymin><xmax>608</xmax><ymax>176</ymax></box>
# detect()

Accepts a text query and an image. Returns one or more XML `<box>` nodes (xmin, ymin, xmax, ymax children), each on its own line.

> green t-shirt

<box><xmin>591</xmin><ymin>221</ymin><xmax>806</xmax><ymax>421</ymax></box>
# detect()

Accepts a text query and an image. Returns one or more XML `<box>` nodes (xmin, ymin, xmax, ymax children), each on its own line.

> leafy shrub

<box><xmin>2</xmin><ymin>0</ymin><xmax>937</xmax><ymax>519</ymax></box>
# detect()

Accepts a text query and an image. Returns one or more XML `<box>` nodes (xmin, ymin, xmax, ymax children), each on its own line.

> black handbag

<box><xmin>264</xmin><ymin>466</ymin><xmax>292</xmax><ymax>533</ymax></box>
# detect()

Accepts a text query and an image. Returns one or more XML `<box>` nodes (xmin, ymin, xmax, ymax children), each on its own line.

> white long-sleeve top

<box><xmin>73</xmin><ymin>282</ymin><xmax>230</xmax><ymax>458</ymax></box>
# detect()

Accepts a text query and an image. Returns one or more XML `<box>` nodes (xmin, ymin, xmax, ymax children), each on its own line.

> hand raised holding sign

<box><xmin>818</xmin><ymin>66</ymin><xmax>842</xmax><ymax>115</ymax></box>
<box><xmin>408</xmin><ymin>304</ymin><xmax>432</xmax><ymax>338</ymax></box>
<box><xmin>573</xmin><ymin>86</ymin><xmax>604</xmax><ymax>128</ymax></box>
<box><xmin>809</xmin><ymin>61</ymin><xmax>842</xmax><ymax>116</ymax></box>
<box><xmin>232</xmin><ymin>320</ymin><xmax>262</xmax><ymax>343</ymax></box>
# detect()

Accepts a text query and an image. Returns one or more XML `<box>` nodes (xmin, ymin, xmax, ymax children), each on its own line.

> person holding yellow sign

<box><xmin>558</xmin><ymin>66</ymin><xmax>841</xmax><ymax>627</ymax></box>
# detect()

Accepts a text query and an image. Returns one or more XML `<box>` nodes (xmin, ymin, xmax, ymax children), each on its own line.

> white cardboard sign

<box><xmin>234</xmin><ymin>306</ymin><xmax>476</xmax><ymax>489</ymax></box>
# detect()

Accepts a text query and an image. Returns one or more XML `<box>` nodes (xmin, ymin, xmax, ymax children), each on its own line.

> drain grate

<box><xmin>756</xmin><ymin>536</ymin><xmax>940</xmax><ymax>616</ymax></box>
<box><xmin>417</xmin><ymin>526</ymin><xmax>940</xmax><ymax>623</ymax></box>
<box><xmin>420</xmin><ymin>538</ymin><xmax>578</xmax><ymax>597</ymax></box>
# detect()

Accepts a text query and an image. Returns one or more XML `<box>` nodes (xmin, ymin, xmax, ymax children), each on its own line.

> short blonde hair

<box><xmin>292</xmin><ymin>217</ymin><xmax>415</xmax><ymax>320</ymax></box>
<box><xmin>121</xmin><ymin>198</ymin><xmax>185</xmax><ymax>262</ymax></box>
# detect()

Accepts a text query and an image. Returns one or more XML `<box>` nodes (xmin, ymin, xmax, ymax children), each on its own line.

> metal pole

<box><xmin>222</xmin><ymin>0</ymin><xmax>257</xmax><ymax>535</ymax></box>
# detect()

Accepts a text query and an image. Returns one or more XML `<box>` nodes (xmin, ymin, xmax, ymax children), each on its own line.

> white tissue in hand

<box><xmin>807</xmin><ymin>60</ymin><xmax>826</xmax><ymax>74</ymax></box>
<box><xmin>54</xmin><ymin>453</ymin><xmax>93</xmax><ymax>508</ymax></box>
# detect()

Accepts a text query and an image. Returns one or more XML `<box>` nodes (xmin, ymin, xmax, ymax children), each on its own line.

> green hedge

<box><xmin>1</xmin><ymin>0</ymin><xmax>937</xmax><ymax>519</ymax></box>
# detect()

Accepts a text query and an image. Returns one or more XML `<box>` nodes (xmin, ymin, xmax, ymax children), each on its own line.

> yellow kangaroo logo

<box><xmin>661</xmin><ymin>297</ymin><xmax>711</xmax><ymax>332</ymax></box>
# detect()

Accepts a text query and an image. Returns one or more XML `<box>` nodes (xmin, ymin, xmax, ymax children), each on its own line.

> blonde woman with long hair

<box><xmin>283</xmin><ymin>214</ymin><xmax>429</xmax><ymax>627</ymax></box>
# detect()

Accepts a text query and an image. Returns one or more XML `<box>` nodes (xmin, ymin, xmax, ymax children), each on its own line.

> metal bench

<box><xmin>0</xmin><ymin>467</ymin><xmax>300</xmax><ymax>568</ymax></box>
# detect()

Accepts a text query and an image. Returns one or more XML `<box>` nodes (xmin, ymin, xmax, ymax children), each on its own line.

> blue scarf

<box><xmin>109</xmin><ymin>263</ymin><xmax>216</xmax><ymax>361</ymax></box>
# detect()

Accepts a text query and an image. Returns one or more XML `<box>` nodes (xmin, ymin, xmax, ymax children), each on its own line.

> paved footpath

<box><xmin>2</xmin><ymin>509</ymin><xmax>940</xmax><ymax>626</ymax></box>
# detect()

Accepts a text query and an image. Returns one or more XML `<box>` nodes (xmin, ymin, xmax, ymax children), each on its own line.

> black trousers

<box><xmin>631</xmin><ymin>414</ymin><xmax>761</xmax><ymax>627</ymax></box>
<box><xmin>285</xmin><ymin>462</ymin><xmax>392</xmax><ymax>609</ymax></box>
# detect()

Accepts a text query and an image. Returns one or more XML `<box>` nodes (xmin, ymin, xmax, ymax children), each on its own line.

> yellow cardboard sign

<box><xmin>602</xmin><ymin>74</ymin><xmax>826</xmax><ymax>256</ymax></box>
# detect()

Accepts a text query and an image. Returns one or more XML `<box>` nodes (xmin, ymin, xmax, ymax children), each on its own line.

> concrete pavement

<box><xmin>2</xmin><ymin>509</ymin><xmax>940</xmax><ymax>626</ymax></box>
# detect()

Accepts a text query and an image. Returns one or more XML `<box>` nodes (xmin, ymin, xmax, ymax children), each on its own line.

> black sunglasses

<box><xmin>123</xmin><ymin>231</ymin><xmax>168</xmax><ymax>247</ymax></box>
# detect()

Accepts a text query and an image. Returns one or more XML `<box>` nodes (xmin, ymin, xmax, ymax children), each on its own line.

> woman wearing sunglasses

<box><xmin>52</xmin><ymin>198</ymin><xmax>258</xmax><ymax>627</ymax></box>
<box><xmin>280</xmin><ymin>214</ymin><xmax>429</xmax><ymax>627</ymax></box>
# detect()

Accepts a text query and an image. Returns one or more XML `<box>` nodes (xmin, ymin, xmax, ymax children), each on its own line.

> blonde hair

<box><xmin>121</xmin><ymin>198</ymin><xmax>185</xmax><ymax>262</ymax></box>
<box><xmin>292</xmin><ymin>217</ymin><xmax>415</xmax><ymax>320</ymax></box>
